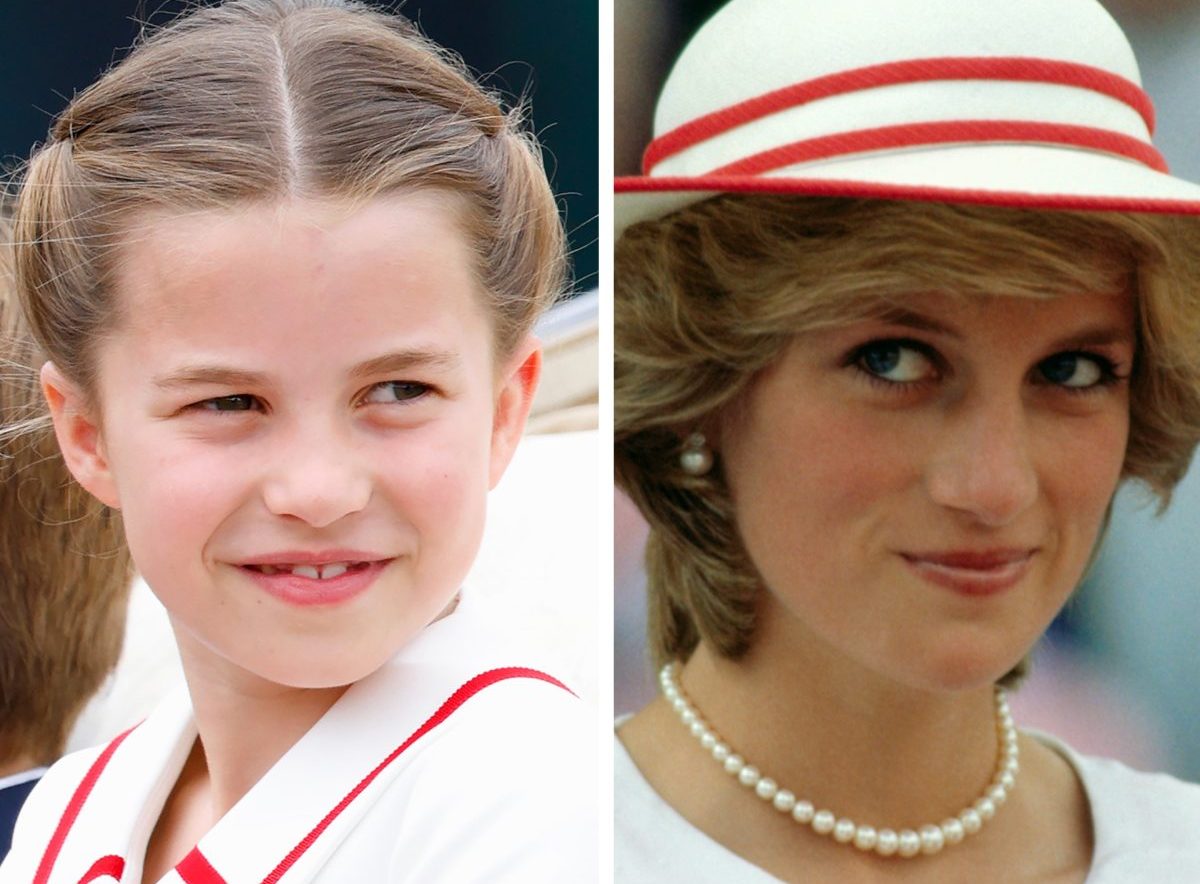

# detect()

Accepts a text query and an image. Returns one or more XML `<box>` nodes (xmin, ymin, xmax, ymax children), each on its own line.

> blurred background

<box><xmin>615</xmin><ymin>0</ymin><xmax>1200</xmax><ymax>781</ymax></box>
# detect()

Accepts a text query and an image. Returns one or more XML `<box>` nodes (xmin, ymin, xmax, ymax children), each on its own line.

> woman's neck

<box><xmin>678</xmin><ymin>640</ymin><xmax>1000</xmax><ymax>826</ymax></box>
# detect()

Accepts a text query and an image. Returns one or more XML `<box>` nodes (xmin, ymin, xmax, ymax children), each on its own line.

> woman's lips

<box><xmin>238</xmin><ymin>558</ymin><xmax>391</xmax><ymax>607</ymax></box>
<box><xmin>900</xmin><ymin>549</ymin><xmax>1037</xmax><ymax>597</ymax></box>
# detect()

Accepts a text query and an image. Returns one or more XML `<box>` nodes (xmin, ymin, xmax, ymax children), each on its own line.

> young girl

<box><xmin>1</xmin><ymin>2</ymin><xmax>595</xmax><ymax>881</ymax></box>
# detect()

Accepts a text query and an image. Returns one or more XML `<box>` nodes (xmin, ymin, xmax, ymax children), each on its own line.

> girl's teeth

<box><xmin>252</xmin><ymin>562</ymin><xmax>358</xmax><ymax>579</ymax></box>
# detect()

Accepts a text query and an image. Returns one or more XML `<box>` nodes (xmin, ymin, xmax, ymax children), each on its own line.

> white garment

<box><xmin>615</xmin><ymin>730</ymin><xmax>1200</xmax><ymax>882</ymax></box>
<box><xmin>0</xmin><ymin>593</ymin><xmax>597</xmax><ymax>883</ymax></box>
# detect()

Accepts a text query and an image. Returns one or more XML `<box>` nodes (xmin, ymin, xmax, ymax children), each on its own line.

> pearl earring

<box><xmin>679</xmin><ymin>432</ymin><xmax>714</xmax><ymax>476</ymax></box>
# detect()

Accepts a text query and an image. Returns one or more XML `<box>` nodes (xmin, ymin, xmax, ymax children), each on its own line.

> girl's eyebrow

<box><xmin>153</xmin><ymin>349</ymin><xmax>463</xmax><ymax>390</ymax></box>
<box><xmin>352</xmin><ymin>348</ymin><xmax>463</xmax><ymax>378</ymax></box>
<box><xmin>154</xmin><ymin>366</ymin><xmax>265</xmax><ymax>390</ymax></box>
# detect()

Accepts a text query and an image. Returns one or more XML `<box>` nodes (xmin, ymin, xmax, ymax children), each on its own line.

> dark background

<box><xmin>0</xmin><ymin>1</ymin><xmax>597</xmax><ymax>292</ymax></box>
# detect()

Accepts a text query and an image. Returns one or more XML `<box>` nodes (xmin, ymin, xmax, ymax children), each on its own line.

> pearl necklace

<box><xmin>659</xmin><ymin>663</ymin><xmax>1019</xmax><ymax>859</ymax></box>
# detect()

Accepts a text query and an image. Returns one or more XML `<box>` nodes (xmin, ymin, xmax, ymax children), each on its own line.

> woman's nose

<box><xmin>261</xmin><ymin>422</ymin><xmax>372</xmax><ymax>527</ymax></box>
<box><xmin>924</xmin><ymin>396</ymin><xmax>1039</xmax><ymax>527</ymax></box>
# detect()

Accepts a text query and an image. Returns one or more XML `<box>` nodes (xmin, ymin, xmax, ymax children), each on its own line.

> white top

<box><xmin>615</xmin><ymin>730</ymin><xmax>1200</xmax><ymax>882</ymax></box>
<box><xmin>0</xmin><ymin>592</ymin><xmax>597</xmax><ymax>883</ymax></box>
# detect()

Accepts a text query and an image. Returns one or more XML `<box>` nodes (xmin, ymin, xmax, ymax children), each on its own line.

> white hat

<box><xmin>615</xmin><ymin>0</ymin><xmax>1200</xmax><ymax>234</ymax></box>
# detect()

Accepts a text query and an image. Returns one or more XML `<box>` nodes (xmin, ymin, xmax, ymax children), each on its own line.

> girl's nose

<box><xmin>261</xmin><ymin>423</ymin><xmax>372</xmax><ymax>527</ymax></box>
<box><xmin>924</xmin><ymin>396</ymin><xmax>1039</xmax><ymax>527</ymax></box>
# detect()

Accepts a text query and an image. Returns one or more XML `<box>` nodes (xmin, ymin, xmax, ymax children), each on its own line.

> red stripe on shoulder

<box><xmin>76</xmin><ymin>855</ymin><xmax>125</xmax><ymax>883</ymax></box>
<box><xmin>176</xmin><ymin>847</ymin><xmax>228</xmax><ymax>884</ymax></box>
<box><xmin>260</xmin><ymin>667</ymin><xmax>573</xmax><ymax>883</ymax></box>
<box><xmin>34</xmin><ymin>725</ymin><xmax>140</xmax><ymax>884</ymax></box>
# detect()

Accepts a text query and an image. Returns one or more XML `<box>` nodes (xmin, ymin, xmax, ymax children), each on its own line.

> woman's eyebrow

<box><xmin>870</xmin><ymin>307</ymin><xmax>961</xmax><ymax>340</ymax></box>
<box><xmin>1045</xmin><ymin>325</ymin><xmax>1136</xmax><ymax>352</ymax></box>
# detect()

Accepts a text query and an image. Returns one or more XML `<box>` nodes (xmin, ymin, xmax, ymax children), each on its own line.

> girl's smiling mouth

<box><xmin>236</xmin><ymin>551</ymin><xmax>394</xmax><ymax>606</ymax></box>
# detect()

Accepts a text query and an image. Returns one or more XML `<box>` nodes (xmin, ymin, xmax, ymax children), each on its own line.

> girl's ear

<box><xmin>488</xmin><ymin>335</ymin><xmax>541</xmax><ymax>489</ymax></box>
<box><xmin>40</xmin><ymin>362</ymin><xmax>121</xmax><ymax>509</ymax></box>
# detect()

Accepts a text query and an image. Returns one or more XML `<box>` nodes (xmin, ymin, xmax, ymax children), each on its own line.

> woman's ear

<box><xmin>40</xmin><ymin>362</ymin><xmax>121</xmax><ymax>509</ymax></box>
<box><xmin>488</xmin><ymin>335</ymin><xmax>542</xmax><ymax>489</ymax></box>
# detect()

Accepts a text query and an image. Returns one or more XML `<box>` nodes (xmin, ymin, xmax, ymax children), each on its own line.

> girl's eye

<box><xmin>363</xmin><ymin>381</ymin><xmax>432</xmax><ymax>405</ymax></box>
<box><xmin>197</xmin><ymin>394</ymin><xmax>258</xmax><ymax>412</ymax></box>
<box><xmin>1037</xmin><ymin>352</ymin><xmax>1116</xmax><ymax>390</ymax></box>
<box><xmin>854</xmin><ymin>340</ymin><xmax>936</xmax><ymax>385</ymax></box>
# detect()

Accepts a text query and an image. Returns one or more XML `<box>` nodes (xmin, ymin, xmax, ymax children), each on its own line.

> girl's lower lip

<box><xmin>901</xmin><ymin>554</ymin><xmax>1034</xmax><ymax>597</ymax></box>
<box><xmin>239</xmin><ymin>560</ymin><xmax>388</xmax><ymax>607</ymax></box>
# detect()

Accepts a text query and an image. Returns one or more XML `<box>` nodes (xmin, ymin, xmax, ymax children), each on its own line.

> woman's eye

<box><xmin>363</xmin><ymin>381</ymin><xmax>432</xmax><ymax>405</ymax></box>
<box><xmin>1037</xmin><ymin>352</ymin><xmax>1113</xmax><ymax>389</ymax></box>
<box><xmin>854</xmin><ymin>341</ymin><xmax>936</xmax><ymax>385</ymax></box>
<box><xmin>197</xmin><ymin>394</ymin><xmax>258</xmax><ymax>412</ymax></box>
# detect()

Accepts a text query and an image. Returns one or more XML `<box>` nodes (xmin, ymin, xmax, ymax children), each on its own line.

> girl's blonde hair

<box><xmin>616</xmin><ymin>195</ymin><xmax>1200</xmax><ymax>683</ymax></box>
<box><xmin>14</xmin><ymin>0</ymin><xmax>565</xmax><ymax>395</ymax></box>
<box><xmin>0</xmin><ymin>209</ymin><xmax>132</xmax><ymax>763</ymax></box>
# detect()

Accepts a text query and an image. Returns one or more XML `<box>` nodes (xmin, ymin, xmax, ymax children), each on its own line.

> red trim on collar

<box><xmin>34</xmin><ymin>668</ymin><xmax>572</xmax><ymax>883</ymax></box>
<box><xmin>34</xmin><ymin>725</ymin><xmax>139</xmax><ymax>884</ymax></box>
<box><xmin>643</xmin><ymin>56</ymin><xmax>1156</xmax><ymax>174</ymax></box>
<box><xmin>76</xmin><ymin>855</ymin><xmax>125</xmax><ymax>883</ymax></box>
<box><xmin>176</xmin><ymin>847</ymin><xmax>226</xmax><ymax>884</ymax></box>
<box><xmin>260</xmin><ymin>667</ymin><xmax>572</xmax><ymax>883</ymax></box>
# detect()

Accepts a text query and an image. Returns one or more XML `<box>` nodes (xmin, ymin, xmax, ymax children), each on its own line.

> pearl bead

<box><xmin>833</xmin><ymin>819</ymin><xmax>856</xmax><ymax>843</ymax></box>
<box><xmin>792</xmin><ymin>800</ymin><xmax>815</xmax><ymax>824</ymax></box>
<box><xmin>700</xmin><ymin>733</ymin><xmax>716</xmax><ymax>750</ymax></box>
<box><xmin>755</xmin><ymin>777</ymin><xmax>778</xmax><ymax>800</ymax></box>
<box><xmin>689</xmin><ymin>721</ymin><xmax>706</xmax><ymax>738</ymax></box>
<box><xmin>681</xmin><ymin>708</ymin><xmax>697</xmax><ymax>725</ymax></box>
<box><xmin>712</xmin><ymin>743</ymin><xmax>730</xmax><ymax>762</ymax></box>
<box><xmin>724</xmin><ymin>755</ymin><xmax>745</xmax><ymax>775</ymax></box>
<box><xmin>875</xmin><ymin>829</ymin><xmax>899</xmax><ymax>856</ymax></box>
<box><xmin>897</xmin><ymin>829</ymin><xmax>921</xmax><ymax>857</ymax></box>
<box><xmin>941</xmin><ymin>818</ymin><xmax>965</xmax><ymax>844</ymax></box>
<box><xmin>671</xmin><ymin>696</ymin><xmax>687</xmax><ymax>713</ymax></box>
<box><xmin>812</xmin><ymin>810</ymin><xmax>836</xmax><ymax>835</ymax></box>
<box><xmin>738</xmin><ymin>765</ymin><xmax>760</xmax><ymax>787</ymax></box>
<box><xmin>960</xmin><ymin>809</ymin><xmax>982</xmax><ymax>834</ymax></box>
<box><xmin>919</xmin><ymin>824</ymin><xmax>944</xmax><ymax>854</ymax></box>
<box><xmin>975</xmin><ymin>797</ymin><xmax>996</xmax><ymax>821</ymax></box>
<box><xmin>1000</xmin><ymin>770</ymin><xmax>1016</xmax><ymax>790</ymax></box>
<box><xmin>680</xmin><ymin>450</ymin><xmax>712</xmax><ymax>475</ymax></box>
<box><xmin>853</xmin><ymin>826</ymin><xmax>877</xmax><ymax>851</ymax></box>
<box><xmin>988</xmin><ymin>785</ymin><xmax>1007</xmax><ymax>806</ymax></box>
<box><xmin>772</xmin><ymin>790</ymin><xmax>796</xmax><ymax>812</ymax></box>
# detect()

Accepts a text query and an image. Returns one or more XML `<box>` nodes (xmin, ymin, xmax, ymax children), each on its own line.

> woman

<box><xmin>615</xmin><ymin>0</ymin><xmax>1200</xmax><ymax>880</ymax></box>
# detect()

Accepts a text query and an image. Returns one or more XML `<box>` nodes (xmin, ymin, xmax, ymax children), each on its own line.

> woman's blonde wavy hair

<box><xmin>12</xmin><ymin>0</ymin><xmax>566</xmax><ymax>398</ymax></box>
<box><xmin>615</xmin><ymin>195</ymin><xmax>1200</xmax><ymax>687</ymax></box>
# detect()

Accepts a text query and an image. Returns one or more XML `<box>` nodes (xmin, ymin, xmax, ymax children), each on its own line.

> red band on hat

<box><xmin>708</xmin><ymin>120</ymin><xmax>1167</xmax><ymax>176</ymax></box>
<box><xmin>614</xmin><ymin>173</ymin><xmax>1200</xmax><ymax>216</ymax></box>
<box><xmin>643</xmin><ymin>56</ymin><xmax>1156</xmax><ymax>174</ymax></box>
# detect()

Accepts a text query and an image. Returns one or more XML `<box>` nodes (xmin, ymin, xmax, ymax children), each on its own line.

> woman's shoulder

<box><xmin>615</xmin><ymin>724</ymin><xmax>780</xmax><ymax>884</ymax></box>
<box><xmin>1040</xmin><ymin>734</ymin><xmax>1200</xmax><ymax>881</ymax></box>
